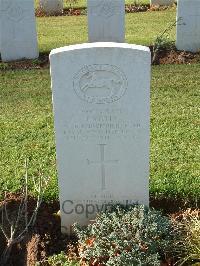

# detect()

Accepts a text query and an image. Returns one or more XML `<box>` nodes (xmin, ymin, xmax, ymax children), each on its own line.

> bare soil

<box><xmin>0</xmin><ymin>193</ymin><xmax>199</xmax><ymax>266</ymax></box>
<box><xmin>0</xmin><ymin>193</ymin><xmax>70</xmax><ymax>266</ymax></box>
<box><xmin>150</xmin><ymin>46</ymin><xmax>200</xmax><ymax>65</ymax></box>
<box><xmin>1</xmin><ymin>48</ymin><xmax>200</xmax><ymax>71</ymax></box>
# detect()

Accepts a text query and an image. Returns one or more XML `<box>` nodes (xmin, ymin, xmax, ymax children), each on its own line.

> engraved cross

<box><xmin>87</xmin><ymin>144</ymin><xmax>118</xmax><ymax>191</ymax></box>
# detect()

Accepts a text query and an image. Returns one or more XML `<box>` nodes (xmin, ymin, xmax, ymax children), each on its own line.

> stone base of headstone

<box><xmin>39</xmin><ymin>0</ymin><xmax>63</xmax><ymax>15</ymax></box>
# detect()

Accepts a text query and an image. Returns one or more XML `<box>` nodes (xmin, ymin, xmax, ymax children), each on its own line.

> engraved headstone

<box><xmin>40</xmin><ymin>0</ymin><xmax>63</xmax><ymax>15</ymax></box>
<box><xmin>150</xmin><ymin>0</ymin><xmax>174</xmax><ymax>5</ymax></box>
<box><xmin>50</xmin><ymin>43</ymin><xmax>151</xmax><ymax>234</ymax></box>
<box><xmin>176</xmin><ymin>0</ymin><xmax>200</xmax><ymax>52</ymax></box>
<box><xmin>87</xmin><ymin>0</ymin><xmax>125</xmax><ymax>42</ymax></box>
<box><xmin>0</xmin><ymin>0</ymin><xmax>38</xmax><ymax>62</ymax></box>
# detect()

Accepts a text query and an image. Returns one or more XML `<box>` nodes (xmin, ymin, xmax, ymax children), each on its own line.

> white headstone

<box><xmin>0</xmin><ymin>0</ymin><xmax>38</xmax><ymax>62</ymax></box>
<box><xmin>40</xmin><ymin>0</ymin><xmax>63</xmax><ymax>15</ymax></box>
<box><xmin>50</xmin><ymin>42</ymin><xmax>151</xmax><ymax>234</ymax></box>
<box><xmin>176</xmin><ymin>0</ymin><xmax>200</xmax><ymax>52</ymax></box>
<box><xmin>150</xmin><ymin>0</ymin><xmax>174</xmax><ymax>6</ymax></box>
<box><xmin>87</xmin><ymin>0</ymin><xmax>125</xmax><ymax>42</ymax></box>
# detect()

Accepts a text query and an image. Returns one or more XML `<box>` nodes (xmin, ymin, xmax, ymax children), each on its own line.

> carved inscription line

<box><xmin>65</xmin><ymin>121</ymin><xmax>141</xmax><ymax>141</ymax></box>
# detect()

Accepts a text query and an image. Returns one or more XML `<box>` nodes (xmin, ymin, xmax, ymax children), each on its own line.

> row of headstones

<box><xmin>49</xmin><ymin>0</ymin><xmax>199</xmax><ymax>234</ymax></box>
<box><xmin>0</xmin><ymin>0</ymin><xmax>200</xmax><ymax>62</ymax></box>
<box><xmin>40</xmin><ymin>0</ymin><xmax>175</xmax><ymax>15</ymax></box>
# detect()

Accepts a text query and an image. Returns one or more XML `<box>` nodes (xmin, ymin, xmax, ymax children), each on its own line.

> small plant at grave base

<box><xmin>172</xmin><ymin>209</ymin><xmax>200</xmax><ymax>266</ymax></box>
<box><xmin>73</xmin><ymin>205</ymin><xmax>175</xmax><ymax>266</ymax></box>
<box><xmin>152</xmin><ymin>19</ymin><xmax>181</xmax><ymax>64</ymax></box>
<box><xmin>47</xmin><ymin>251</ymin><xmax>80</xmax><ymax>266</ymax></box>
<box><xmin>0</xmin><ymin>159</ymin><xmax>50</xmax><ymax>266</ymax></box>
<box><xmin>0</xmin><ymin>62</ymin><xmax>8</xmax><ymax>70</ymax></box>
<box><xmin>31</xmin><ymin>58</ymin><xmax>41</xmax><ymax>66</ymax></box>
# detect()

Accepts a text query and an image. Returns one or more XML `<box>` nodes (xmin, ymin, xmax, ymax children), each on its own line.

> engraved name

<box><xmin>64</xmin><ymin>108</ymin><xmax>141</xmax><ymax>141</ymax></box>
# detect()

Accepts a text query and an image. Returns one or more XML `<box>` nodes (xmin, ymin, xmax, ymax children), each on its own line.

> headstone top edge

<box><xmin>49</xmin><ymin>42</ymin><xmax>150</xmax><ymax>58</ymax></box>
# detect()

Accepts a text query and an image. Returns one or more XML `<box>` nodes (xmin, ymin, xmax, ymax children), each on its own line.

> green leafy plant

<box><xmin>74</xmin><ymin>205</ymin><xmax>175</xmax><ymax>266</ymax></box>
<box><xmin>47</xmin><ymin>251</ymin><xmax>80</xmax><ymax>266</ymax></box>
<box><xmin>0</xmin><ymin>62</ymin><xmax>8</xmax><ymax>70</ymax></box>
<box><xmin>31</xmin><ymin>58</ymin><xmax>41</xmax><ymax>65</ymax></box>
<box><xmin>152</xmin><ymin>19</ymin><xmax>181</xmax><ymax>64</ymax></box>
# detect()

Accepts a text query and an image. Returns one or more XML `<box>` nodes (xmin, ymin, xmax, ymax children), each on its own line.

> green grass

<box><xmin>0</xmin><ymin>70</ymin><xmax>58</xmax><ymax>199</ymax></box>
<box><xmin>0</xmin><ymin>65</ymin><xmax>199</xmax><ymax>202</ymax></box>
<box><xmin>151</xmin><ymin>65</ymin><xmax>200</xmax><ymax>200</ymax></box>
<box><xmin>0</xmin><ymin>8</ymin><xmax>198</xmax><ymax>204</ymax></box>
<box><xmin>37</xmin><ymin>9</ymin><xmax>176</xmax><ymax>53</ymax></box>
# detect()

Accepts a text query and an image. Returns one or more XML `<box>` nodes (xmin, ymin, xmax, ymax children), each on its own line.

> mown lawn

<box><xmin>37</xmin><ymin>9</ymin><xmax>176</xmax><ymax>52</ymax></box>
<box><xmin>0</xmin><ymin>7</ymin><xmax>199</xmax><ymax>203</ymax></box>
<box><xmin>0</xmin><ymin>65</ymin><xmax>199</xmax><ymax>201</ymax></box>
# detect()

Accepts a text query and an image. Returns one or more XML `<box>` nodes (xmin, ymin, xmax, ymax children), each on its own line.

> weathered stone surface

<box><xmin>176</xmin><ymin>0</ymin><xmax>200</xmax><ymax>52</ymax></box>
<box><xmin>87</xmin><ymin>0</ymin><xmax>125</xmax><ymax>42</ymax></box>
<box><xmin>39</xmin><ymin>0</ymin><xmax>63</xmax><ymax>15</ymax></box>
<box><xmin>50</xmin><ymin>43</ymin><xmax>151</xmax><ymax>234</ymax></box>
<box><xmin>0</xmin><ymin>0</ymin><xmax>38</xmax><ymax>62</ymax></box>
<box><xmin>150</xmin><ymin>0</ymin><xmax>174</xmax><ymax>6</ymax></box>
